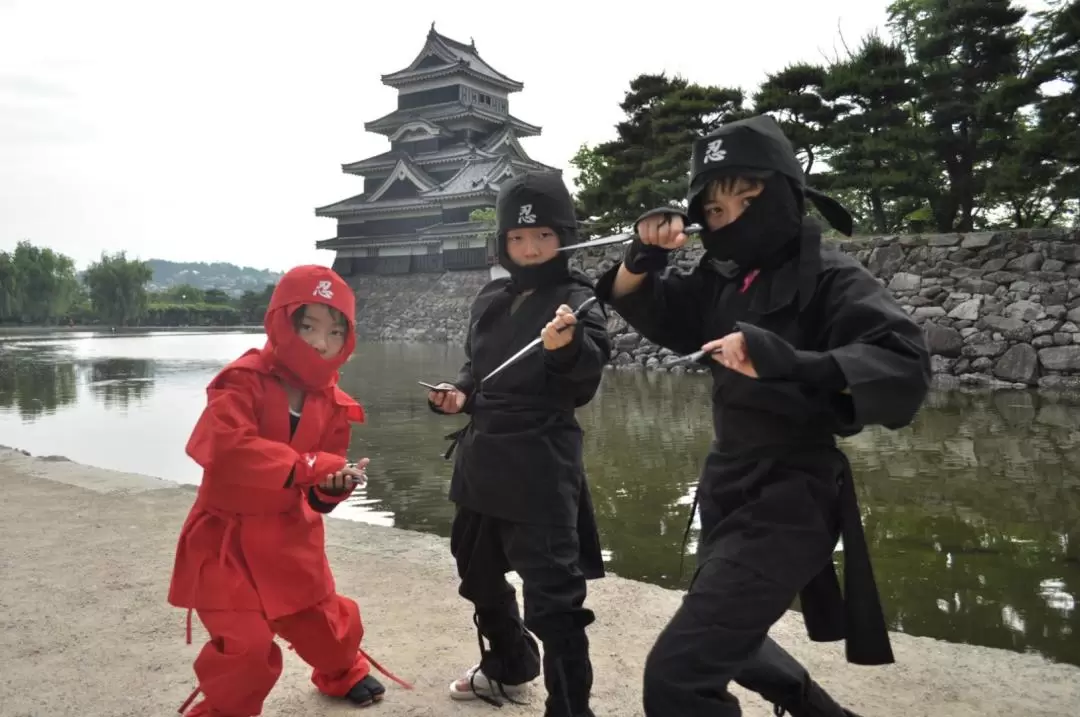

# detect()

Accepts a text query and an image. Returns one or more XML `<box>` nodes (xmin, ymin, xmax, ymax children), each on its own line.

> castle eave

<box><xmin>317</xmin><ymin>235</ymin><xmax>441</xmax><ymax>250</ymax></box>
<box><xmin>420</xmin><ymin>220</ymin><xmax>490</xmax><ymax>237</ymax></box>
<box><xmin>316</xmin><ymin>198</ymin><xmax>441</xmax><ymax>218</ymax></box>
<box><xmin>381</xmin><ymin>64</ymin><xmax>523</xmax><ymax>92</ymax></box>
<box><xmin>381</xmin><ymin>28</ymin><xmax>525</xmax><ymax>93</ymax></box>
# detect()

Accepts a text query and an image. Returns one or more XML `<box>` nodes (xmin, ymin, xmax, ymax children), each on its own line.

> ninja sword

<box><xmin>480</xmin><ymin>296</ymin><xmax>600</xmax><ymax>385</ymax></box>
<box><xmin>669</xmin><ymin>347</ymin><xmax>722</xmax><ymax>365</ymax></box>
<box><xmin>555</xmin><ymin>224</ymin><xmax>704</xmax><ymax>252</ymax></box>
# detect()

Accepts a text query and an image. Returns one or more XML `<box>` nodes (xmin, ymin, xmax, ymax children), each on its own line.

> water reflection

<box><xmin>0</xmin><ymin>332</ymin><xmax>1076</xmax><ymax>667</ymax></box>
<box><xmin>0</xmin><ymin>344</ymin><xmax>78</xmax><ymax>419</ymax></box>
<box><xmin>89</xmin><ymin>359</ymin><xmax>155</xmax><ymax>409</ymax></box>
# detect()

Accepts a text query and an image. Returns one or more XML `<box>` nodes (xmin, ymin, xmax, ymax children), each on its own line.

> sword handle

<box><xmin>556</xmin><ymin>296</ymin><xmax>599</xmax><ymax>333</ymax></box>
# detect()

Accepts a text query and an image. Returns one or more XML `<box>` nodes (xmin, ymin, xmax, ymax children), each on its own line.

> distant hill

<box><xmin>145</xmin><ymin>259</ymin><xmax>284</xmax><ymax>297</ymax></box>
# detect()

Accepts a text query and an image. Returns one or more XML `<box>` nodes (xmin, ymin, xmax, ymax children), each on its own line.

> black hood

<box><xmin>493</xmin><ymin>171</ymin><xmax>580</xmax><ymax>292</ymax></box>
<box><xmin>686</xmin><ymin>114</ymin><xmax>853</xmax><ymax>236</ymax></box>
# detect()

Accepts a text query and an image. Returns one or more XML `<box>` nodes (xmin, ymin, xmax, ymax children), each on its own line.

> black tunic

<box><xmin>596</xmin><ymin>220</ymin><xmax>931</xmax><ymax>666</ymax></box>
<box><xmin>443</xmin><ymin>270</ymin><xmax>612</xmax><ymax>579</ymax></box>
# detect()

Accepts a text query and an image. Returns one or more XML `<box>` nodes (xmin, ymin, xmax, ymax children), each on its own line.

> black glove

<box><xmin>622</xmin><ymin>208</ymin><xmax>690</xmax><ymax>274</ymax></box>
<box><xmin>623</xmin><ymin>239</ymin><xmax>672</xmax><ymax>274</ymax></box>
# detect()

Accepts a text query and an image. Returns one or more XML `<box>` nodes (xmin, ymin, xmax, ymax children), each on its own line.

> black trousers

<box><xmin>450</xmin><ymin>506</ymin><xmax>595</xmax><ymax>717</ymax></box>
<box><xmin>642</xmin><ymin>557</ymin><xmax>850</xmax><ymax>717</ymax></box>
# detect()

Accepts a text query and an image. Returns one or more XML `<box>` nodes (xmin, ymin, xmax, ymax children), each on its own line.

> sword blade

<box><xmin>556</xmin><ymin>232</ymin><xmax>635</xmax><ymax>252</ymax></box>
<box><xmin>479</xmin><ymin>297</ymin><xmax>600</xmax><ymax>385</ymax></box>
<box><xmin>556</xmin><ymin>225</ymin><xmax>704</xmax><ymax>253</ymax></box>
<box><xmin>670</xmin><ymin>346</ymin><xmax>722</xmax><ymax>365</ymax></box>
<box><xmin>481</xmin><ymin>336</ymin><xmax>543</xmax><ymax>384</ymax></box>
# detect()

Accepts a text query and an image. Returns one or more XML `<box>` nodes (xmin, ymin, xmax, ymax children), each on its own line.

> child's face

<box><xmin>505</xmin><ymin>226</ymin><xmax>560</xmax><ymax>266</ymax></box>
<box><xmin>702</xmin><ymin>177</ymin><xmax>765</xmax><ymax>231</ymax></box>
<box><xmin>295</xmin><ymin>303</ymin><xmax>347</xmax><ymax>359</ymax></box>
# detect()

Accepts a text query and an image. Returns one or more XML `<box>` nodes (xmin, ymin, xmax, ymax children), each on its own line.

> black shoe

<box><xmin>771</xmin><ymin>680</ymin><xmax>853</xmax><ymax>717</ymax></box>
<box><xmin>345</xmin><ymin>675</ymin><xmax>386</xmax><ymax>708</ymax></box>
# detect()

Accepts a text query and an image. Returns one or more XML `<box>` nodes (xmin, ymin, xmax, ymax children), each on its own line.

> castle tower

<box><xmin>315</xmin><ymin>25</ymin><xmax>558</xmax><ymax>275</ymax></box>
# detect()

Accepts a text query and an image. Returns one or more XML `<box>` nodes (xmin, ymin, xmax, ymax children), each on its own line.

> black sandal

<box><xmin>345</xmin><ymin>675</ymin><xmax>386</xmax><ymax>708</ymax></box>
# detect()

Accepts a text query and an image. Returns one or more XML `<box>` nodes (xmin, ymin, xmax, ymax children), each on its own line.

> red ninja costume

<box><xmin>168</xmin><ymin>265</ymin><xmax>407</xmax><ymax>716</ymax></box>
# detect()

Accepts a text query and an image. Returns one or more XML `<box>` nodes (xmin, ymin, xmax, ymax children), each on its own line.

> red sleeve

<box><xmin>310</xmin><ymin>408</ymin><xmax>357</xmax><ymax>506</ymax></box>
<box><xmin>185</xmin><ymin>369</ymin><xmax>346</xmax><ymax>489</ymax></box>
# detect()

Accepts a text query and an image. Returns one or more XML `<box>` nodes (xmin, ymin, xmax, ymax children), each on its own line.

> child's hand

<box><xmin>542</xmin><ymin>304</ymin><xmax>577</xmax><ymax>351</ymax></box>
<box><xmin>701</xmin><ymin>332</ymin><xmax>758</xmax><ymax>378</ymax></box>
<box><xmin>429</xmin><ymin>384</ymin><xmax>467</xmax><ymax>414</ymax></box>
<box><xmin>637</xmin><ymin>213</ymin><xmax>688</xmax><ymax>250</ymax></box>
<box><xmin>319</xmin><ymin>457</ymin><xmax>370</xmax><ymax>493</ymax></box>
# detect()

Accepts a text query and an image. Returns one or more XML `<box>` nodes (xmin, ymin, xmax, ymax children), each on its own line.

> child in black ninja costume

<box><xmin>595</xmin><ymin>114</ymin><xmax>932</xmax><ymax>717</ymax></box>
<box><xmin>427</xmin><ymin>171</ymin><xmax>611</xmax><ymax>717</ymax></box>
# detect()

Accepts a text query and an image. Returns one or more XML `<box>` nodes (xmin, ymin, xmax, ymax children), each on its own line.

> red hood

<box><xmin>259</xmin><ymin>265</ymin><xmax>357</xmax><ymax>393</ymax></box>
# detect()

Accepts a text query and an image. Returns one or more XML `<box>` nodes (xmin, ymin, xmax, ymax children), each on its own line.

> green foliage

<box><xmin>574</xmin><ymin>0</ymin><xmax>1080</xmax><ymax>234</ymax></box>
<box><xmin>144</xmin><ymin>302</ymin><xmax>242</xmax><ymax>327</ymax></box>
<box><xmin>468</xmin><ymin>207</ymin><xmax>496</xmax><ymax>225</ymax></box>
<box><xmin>572</xmin><ymin>74</ymin><xmax>747</xmax><ymax>236</ymax></box>
<box><xmin>0</xmin><ymin>241</ymin><xmax>80</xmax><ymax>323</ymax></box>
<box><xmin>0</xmin><ymin>241</ymin><xmax>279</xmax><ymax>328</ymax></box>
<box><xmin>83</xmin><ymin>252</ymin><xmax>154</xmax><ymax>326</ymax></box>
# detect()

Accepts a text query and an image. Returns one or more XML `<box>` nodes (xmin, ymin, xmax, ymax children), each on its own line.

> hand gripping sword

<box><xmin>480</xmin><ymin>296</ymin><xmax>600</xmax><ymax>386</ymax></box>
<box><xmin>555</xmin><ymin>225</ymin><xmax>703</xmax><ymax>252</ymax></box>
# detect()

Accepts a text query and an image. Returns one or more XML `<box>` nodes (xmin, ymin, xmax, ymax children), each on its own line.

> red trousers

<box><xmin>183</xmin><ymin>593</ymin><xmax>369</xmax><ymax>717</ymax></box>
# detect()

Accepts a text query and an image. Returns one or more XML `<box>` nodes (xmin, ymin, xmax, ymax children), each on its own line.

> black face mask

<box><xmin>498</xmin><ymin>229</ymin><xmax>572</xmax><ymax>293</ymax></box>
<box><xmin>503</xmin><ymin>254</ymin><xmax>570</xmax><ymax>293</ymax></box>
<box><xmin>699</xmin><ymin>175</ymin><xmax>802</xmax><ymax>272</ymax></box>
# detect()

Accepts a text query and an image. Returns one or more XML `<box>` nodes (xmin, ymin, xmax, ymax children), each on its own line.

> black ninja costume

<box><xmin>432</xmin><ymin>171</ymin><xmax>611</xmax><ymax>717</ymax></box>
<box><xmin>595</xmin><ymin>114</ymin><xmax>932</xmax><ymax>717</ymax></box>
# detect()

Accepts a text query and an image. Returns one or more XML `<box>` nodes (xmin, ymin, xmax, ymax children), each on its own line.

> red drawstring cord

<box><xmin>359</xmin><ymin>647</ymin><xmax>413</xmax><ymax>690</ymax></box>
<box><xmin>177</xmin><ymin>685</ymin><xmax>201</xmax><ymax>714</ymax></box>
<box><xmin>284</xmin><ymin>642</ymin><xmax>414</xmax><ymax>690</ymax></box>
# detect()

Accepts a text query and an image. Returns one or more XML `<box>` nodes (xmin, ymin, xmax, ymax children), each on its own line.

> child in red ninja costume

<box><xmin>168</xmin><ymin>265</ymin><xmax>410</xmax><ymax>716</ymax></box>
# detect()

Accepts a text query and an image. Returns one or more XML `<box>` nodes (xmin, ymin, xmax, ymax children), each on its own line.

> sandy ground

<box><xmin>0</xmin><ymin>448</ymin><xmax>1077</xmax><ymax>717</ymax></box>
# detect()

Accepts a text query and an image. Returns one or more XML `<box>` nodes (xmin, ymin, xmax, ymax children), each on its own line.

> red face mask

<box><xmin>259</xmin><ymin>265</ymin><xmax>357</xmax><ymax>392</ymax></box>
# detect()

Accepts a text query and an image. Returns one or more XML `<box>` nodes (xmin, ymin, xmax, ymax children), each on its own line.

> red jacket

<box><xmin>168</xmin><ymin>265</ymin><xmax>364</xmax><ymax>620</ymax></box>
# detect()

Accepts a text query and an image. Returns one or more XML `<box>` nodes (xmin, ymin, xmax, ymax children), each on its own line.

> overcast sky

<box><xmin>0</xmin><ymin>0</ymin><xmax>958</xmax><ymax>271</ymax></box>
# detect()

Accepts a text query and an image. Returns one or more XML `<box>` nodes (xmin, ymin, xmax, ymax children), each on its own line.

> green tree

<box><xmin>1022</xmin><ymin>0</ymin><xmax>1080</xmax><ymax>224</ymax></box>
<box><xmin>83</xmin><ymin>252</ymin><xmax>153</xmax><ymax>326</ymax></box>
<box><xmin>572</xmin><ymin>74</ymin><xmax>746</xmax><ymax>235</ymax></box>
<box><xmin>203</xmin><ymin>288</ymin><xmax>231</xmax><ymax>305</ymax></box>
<box><xmin>469</xmin><ymin>207</ymin><xmax>498</xmax><ymax>260</ymax></box>
<box><xmin>236</xmin><ymin>283</ymin><xmax>275</xmax><ymax>324</ymax></box>
<box><xmin>0</xmin><ymin>251</ymin><xmax>19</xmax><ymax>322</ymax></box>
<box><xmin>820</xmin><ymin>33</ymin><xmax>927</xmax><ymax>233</ymax></box>
<box><xmin>159</xmin><ymin>284</ymin><xmax>205</xmax><ymax>304</ymax></box>
<box><xmin>752</xmin><ymin>62</ymin><xmax>837</xmax><ymax>177</ymax></box>
<box><xmin>0</xmin><ymin>242</ymin><xmax>79</xmax><ymax>323</ymax></box>
<box><xmin>887</xmin><ymin>0</ymin><xmax>1032</xmax><ymax>231</ymax></box>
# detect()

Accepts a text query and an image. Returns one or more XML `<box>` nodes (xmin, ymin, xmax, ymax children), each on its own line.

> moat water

<box><xmin>1</xmin><ymin>329</ymin><xmax>1077</xmax><ymax>666</ymax></box>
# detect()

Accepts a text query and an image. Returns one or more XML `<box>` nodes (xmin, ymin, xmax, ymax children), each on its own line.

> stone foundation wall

<box><xmin>348</xmin><ymin>228</ymin><xmax>1080</xmax><ymax>390</ymax></box>
<box><xmin>349</xmin><ymin>270</ymin><xmax>490</xmax><ymax>344</ymax></box>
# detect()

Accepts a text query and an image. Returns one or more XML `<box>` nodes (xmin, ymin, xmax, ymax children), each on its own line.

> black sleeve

<box><xmin>453</xmin><ymin>326</ymin><xmax>476</xmax><ymax>399</ymax></box>
<box><xmin>429</xmin><ymin>315</ymin><xmax>476</xmax><ymax>416</ymax></box>
<box><xmin>543</xmin><ymin>288</ymin><xmax>612</xmax><ymax>406</ymax></box>
<box><xmin>595</xmin><ymin>264</ymin><xmax>705</xmax><ymax>356</ymax></box>
<box><xmin>737</xmin><ymin>259</ymin><xmax>931</xmax><ymax>430</ymax></box>
<box><xmin>307</xmin><ymin>487</ymin><xmax>337</xmax><ymax>514</ymax></box>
